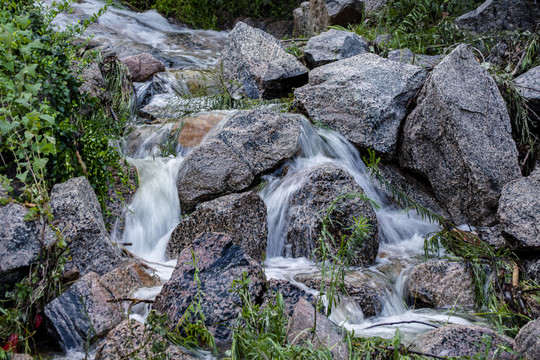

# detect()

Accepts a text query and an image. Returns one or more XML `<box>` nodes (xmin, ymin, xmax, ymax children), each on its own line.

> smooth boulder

<box><xmin>285</xmin><ymin>164</ymin><xmax>378</xmax><ymax>267</ymax></box>
<box><xmin>455</xmin><ymin>0</ymin><xmax>540</xmax><ymax>33</ymax></box>
<box><xmin>497</xmin><ymin>170</ymin><xmax>540</xmax><ymax>250</ymax></box>
<box><xmin>166</xmin><ymin>192</ymin><xmax>268</xmax><ymax>262</ymax></box>
<box><xmin>153</xmin><ymin>233</ymin><xmax>265</xmax><ymax>341</ymax></box>
<box><xmin>294</xmin><ymin>53</ymin><xmax>427</xmax><ymax>159</ymax></box>
<box><xmin>50</xmin><ymin>177</ymin><xmax>122</xmax><ymax>276</ymax></box>
<box><xmin>413</xmin><ymin>324</ymin><xmax>515</xmax><ymax>359</ymax></box>
<box><xmin>293</xmin><ymin>0</ymin><xmax>364</xmax><ymax>36</ymax></box>
<box><xmin>405</xmin><ymin>260</ymin><xmax>475</xmax><ymax>309</ymax></box>
<box><xmin>400</xmin><ymin>44</ymin><xmax>521</xmax><ymax>226</ymax></box>
<box><xmin>176</xmin><ymin>109</ymin><xmax>303</xmax><ymax>212</ymax></box>
<box><xmin>222</xmin><ymin>22</ymin><xmax>308</xmax><ymax>99</ymax></box>
<box><xmin>120</xmin><ymin>53</ymin><xmax>165</xmax><ymax>82</ymax></box>
<box><xmin>304</xmin><ymin>29</ymin><xmax>368</xmax><ymax>69</ymax></box>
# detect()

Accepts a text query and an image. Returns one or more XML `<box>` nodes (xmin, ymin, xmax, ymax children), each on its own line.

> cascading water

<box><xmin>49</xmin><ymin>1</ymin><xmax>481</xmax><ymax>356</ymax></box>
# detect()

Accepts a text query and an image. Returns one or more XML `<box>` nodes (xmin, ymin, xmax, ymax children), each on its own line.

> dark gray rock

<box><xmin>474</xmin><ymin>225</ymin><xmax>509</xmax><ymax>249</ymax></box>
<box><xmin>222</xmin><ymin>22</ymin><xmax>308</xmax><ymax>100</ymax></box>
<box><xmin>455</xmin><ymin>0</ymin><xmax>540</xmax><ymax>33</ymax></box>
<box><xmin>44</xmin><ymin>272</ymin><xmax>123</xmax><ymax>351</ymax></box>
<box><xmin>293</xmin><ymin>0</ymin><xmax>364</xmax><ymax>36</ymax></box>
<box><xmin>50</xmin><ymin>177</ymin><xmax>122</xmax><ymax>276</ymax></box>
<box><xmin>120</xmin><ymin>53</ymin><xmax>165</xmax><ymax>82</ymax></box>
<box><xmin>264</xmin><ymin>279</ymin><xmax>317</xmax><ymax>317</ymax></box>
<box><xmin>45</xmin><ymin>262</ymin><xmax>158</xmax><ymax>351</ymax></box>
<box><xmin>287</xmin><ymin>297</ymin><xmax>348</xmax><ymax>359</ymax></box>
<box><xmin>166</xmin><ymin>192</ymin><xmax>268</xmax><ymax>262</ymax></box>
<box><xmin>294</xmin><ymin>53</ymin><xmax>427</xmax><ymax>159</ymax></box>
<box><xmin>400</xmin><ymin>44</ymin><xmax>521</xmax><ymax>226</ymax></box>
<box><xmin>405</xmin><ymin>260</ymin><xmax>475</xmax><ymax>309</ymax></box>
<box><xmin>387</xmin><ymin>49</ymin><xmax>444</xmax><ymax>70</ymax></box>
<box><xmin>514</xmin><ymin>65</ymin><xmax>540</xmax><ymax>126</ymax></box>
<box><xmin>524</xmin><ymin>257</ymin><xmax>540</xmax><ymax>285</ymax></box>
<box><xmin>0</xmin><ymin>203</ymin><xmax>55</xmax><ymax>291</ymax></box>
<box><xmin>497</xmin><ymin>170</ymin><xmax>540</xmax><ymax>250</ymax></box>
<box><xmin>285</xmin><ymin>164</ymin><xmax>378</xmax><ymax>267</ymax></box>
<box><xmin>413</xmin><ymin>324</ymin><xmax>515</xmax><ymax>359</ymax></box>
<box><xmin>176</xmin><ymin>109</ymin><xmax>302</xmax><ymax>212</ymax></box>
<box><xmin>295</xmin><ymin>273</ymin><xmax>385</xmax><ymax>318</ymax></box>
<box><xmin>153</xmin><ymin>233</ymin><xmax>265</xmax><ymax>341</ymax></box>
<box><xmin>95</xmin><ymin>320</ymin><xmax>197</xmax><ymax>360</ymax></box>
<box><xmin>515</xmin><ymin>318</ymin><xmax>540</xmax><ymax>359</ymax></box>
<box><xmin>304</xmin><ymin>29</ymin><xmax>368</xmax><ymax>69</ymax></box>
<box><xmin>377</xmin><ymin>163</ymin><xmax>450</xmax><ymax>219</ymax></box>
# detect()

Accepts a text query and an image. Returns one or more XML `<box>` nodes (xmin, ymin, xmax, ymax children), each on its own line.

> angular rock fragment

<box><xmin>120</xmin><ymin>53</ymin><xmax>165</xmax><ymax>82</ymax></box>
<box><xmin>514</xmin><ymin>318</ymin><xmax>540</xmax><ymax>360</ymax></box>
<box><xmin>304</xmin><ymin>29</ymin><xmax>368</xmax><ymax>69</ymax></box>
<box><xmin>400</xmin><ymin>44</ymin><xmax>521</xmax><ymax>226</ymax></box>
<box><xmin>222</xmin><ymin>22</ymin><xmax>308</xmax><ymax>99</ymax></box>
<box><xmin>293</xmin><ymin>0</ymin><xmax>364</xmax><ymax>36</ymax></box>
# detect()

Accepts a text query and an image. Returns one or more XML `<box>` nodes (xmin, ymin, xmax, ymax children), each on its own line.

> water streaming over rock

<box><xmin>48</xmin><ymin>1</ymin><xmax>479</xmax><ymax>356</ymax></box>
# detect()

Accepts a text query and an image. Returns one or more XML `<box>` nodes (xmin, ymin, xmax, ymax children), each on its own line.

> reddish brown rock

<box><xmin>174</xmin><ymin>112</ymin><xmax>226</xmax><ymax>148</ymax></box>
<box><xmin>120</xmin><ymin>53</ymin><xmax>165</xmax><ymax>82</ymax></box>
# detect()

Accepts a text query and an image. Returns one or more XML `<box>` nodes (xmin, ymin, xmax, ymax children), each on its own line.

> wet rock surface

<box><xmin>497</xmin><ymin>170</ymin><xmax>540</xmax><ymax>251</ymax></box>
<box><xmin>95</xmin><ymin>319</ymin><xmax>197</xmax><ymax>360</ymax></box>
<box><xmin>304</xmin><ymin>29</ymin><xmax>368</xmax><ymax>69</ymax></box>
<box><xmin>154</xmin><ymin>233</ymin><xmax>265</xmax><ymax>341</ymax></box>
<box><xmin>174</xmin><ymin>112</ymin><xmax>227</xmax><ymax>148</ymax></box>
<box><xmin>413</xmin><ymin>324</ymin><xmax>515</xmax><ymax>359</ymax></box>
<box><xmin>0</xmin><ymin>203</ymin><xmax>55</xmax><ymax>291</ymax></box>
<box><xmin>166</xmin><ymin>192</ymin><xmax>268</xmax><ymax>262</ymax></box>
<box><xmin>176</xmin><ymin>109</ymin><xmax>302</xmax><ymax>212</ymax></box>
<box><xmin>455</xmin><ymin>0</ymin><xmax>540</xmax><ymax>33</ymax></box>
<box><xmin>295</xmin><ymin>273</ymin><xmax>385</xmax><ymax>318</ymax></box>
<box><xmin>287</xmin><ymin>297</ymin><xmax>348</xmax><ymax>359</ymax></box>
<box><xmin>285</xmin><ymin>163</ymin><xmax>379</xmax><ymax>267</ymax></box>
<box><xmin>50</xmin><ymin>177</ymin><xmax>122</xmax><ymax>276</ymax></box>
<box><xmin>400</xmin><ymin>44</ymin><xmax>521</xmax><ymax>226</ymax></box>
<box><xmin>44</xmin><ymin>262</ymin><xmax>157</xmax><ymax>351</ymax></box>
<box><xmin>120</xmin><ymin>53</ymin><xmax>166</xmax><ymax>82</ymax></box>
<box><xmin>264</xmin><ymin>279</ymin><xmax>318</xmax><ymax>317</ymax></box>
<box><xmin>222</xmin><ymin>22</ymin><xmax>308</xmax><ymax>99</ymax></box>
<box><xmin>405</xmin><ymin>260</ymin><xmax>475</xmax><ymax>309</ymax></box>
<box><xmin>104</xmin><ymin>159</ymin><xmax>139</xmax><ymax>232</ymax></box>
<box><xmin>294</xmin><ymin>53</ymin><xmax>427</xmax><ymax>159</ymax></box>
<box><xmin>293</xmin><ymin>0</ymin><xmax>364</xmax><ymax>36</ymax></box>
<box><xmin>515</xmin><ymin>318</ymin><xmax>540</xmax><ymax>359</ymax></box>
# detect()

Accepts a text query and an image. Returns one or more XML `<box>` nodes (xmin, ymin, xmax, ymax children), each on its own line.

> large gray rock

<box><xmin>514</xmin><ymin>65</ymin><xmax>540</xmax><ymax>125</ymax></box>
<box><xmin>222</xmin><ymin>22</ymin><xmax>308</xmax><ymax>100</ymax></box>
<box><xmin>166</xmin><ymin>192</ymin><xmax>268</xmax><ymax>262</ymax></box>
<box><xmin>285</xmin><ymin>164</ymin><xmax>378</xmax><ymax>267</ymax></box>
<box><xmin>293</xmin><ymin>0</ymin><xmax>364</xmax><ymax>36</ymax></box>
<box><xmin>413</xmin><ymin>324</ymin><xmax>515</xmax><ymax>359</ymax></box>
<box><xmin>400</xmin><ymin>44</ymin><xmax>521</xmax><ymax>226</ymax></box>
<box><xmin>44</xmin><ymin>262</ymin><xmax>158</xmax><ymax>351</ymax></box>
<box><xmin>176</xmin><ymin>109</ymin><xmax>302</xmax><ymax>212</ymax></box>
<box><xmin>153</xmin><ymin>233</ymin><xmax>265</xmax><ymax>341</ymax></box>
<box><xmin>294</xmin><ymin>53</ymin><xmax>427</xmax><ymax>159</ymax></box>
<box><xmin>455</xmin><ymin>0</ymin><xmax>540</xmax><ymax>33</ymax></box>
<box><xmin>0</xmin><ymin>203</ymin><xmax>54</xmax><ymax>291</ymax></box>
<box><xmin>50</xmin><ymin>177</ymin><xmax>122</xmax><ymax>276</ymax></box>
<box><xmin>497</xmin><ymin>170</ymin><xmax>540</xmax><ymax>250</ymax></box>
<box><xmin>405</xmin><ymin>260</ymin><xmax>475</xmax><ymax>309</ymax></box>
<box><xmin>95</xmin><ymin>320</ymin><xmax>196</xmax><ymax>360</ymax></box>
<box><xmin>264</xmin><ymin>279</ymin><xmax>318</xmax><ymax>318</ymax></box>
<box><xmin>304</xmin><ymin>29</ymin><xmax>368</xmax><ymax>69</ymax></box>
<box><xmin>287</xmin><ymin>297</ymin><xmax>348</xmax><ymax>359</ymax></box>
<box><xmin>515</xmin><ymin>318</ymin><xmax>540</xmax><ymax>360</ymax></box>
<box><xmin>120</xmin><ymin>53</ymin><xmax>165</xmax><ymax>82</ymax></box>
<box><xmin>387</xmin><ymin>48</ymin><xmax>444</xmax><ymax>71</ymax></box>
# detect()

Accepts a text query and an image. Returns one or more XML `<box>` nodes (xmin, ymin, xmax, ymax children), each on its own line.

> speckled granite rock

<box><xmin>515</xmin><ymin>318</ymin><xmax>540</xmax><ymax>359</ymax></box>
<box><xmin>154</xmin><ymin>233</ymin><xmax>265</xmax><ymax>341</ymax></box>
<box><xmin>166</xmin><ymin>192</ymin><xmax>268</xmax><ymax>262</ymax></box>
<box><xmin>120</xmin><ymin>53</ymin><xmax>165</xmax><ymax>82</ymax></box>
<box><xmin>304</xmin><ymin>29</ymin><xmax>368</xmax><ymax>69</ymax></box>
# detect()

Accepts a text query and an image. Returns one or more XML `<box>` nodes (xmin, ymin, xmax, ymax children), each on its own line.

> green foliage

<box><xmin>123</xmin><ymin>0</ymin><xmax>300</xmax><ymax>30</ymax></box>
<box><xmin>0</xmin><ymin>0</ymin><xmax>131</xmax><ymax>210</ymax></box>
<box><xmin>227</xmin><ymin>273</ymin><xmax>334</xmax><ymax>360</ymax></box>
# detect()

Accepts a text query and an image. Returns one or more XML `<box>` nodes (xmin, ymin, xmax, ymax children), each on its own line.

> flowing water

<box><xmin>50</xmin><ymin>0</ymin><xmax>481</xmax><ymax>356</ymax></box>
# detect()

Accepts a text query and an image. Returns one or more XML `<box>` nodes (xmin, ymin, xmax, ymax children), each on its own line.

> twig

<box><xmin>281</xmin><ymin>38</ymin><xmax>309</xmax><ymax>43</ymax></box>
<box><xmin>119</xmin><ymin>244</ymin><xmax>157</xmax><ymax>272</ymax></box>
<box><xmin>108</xmin><ymin>297</ymin><xmax>154</xmax><ymax>304</ymax></box>
<box><xmin>75</xmin><ymin>148</ymin><xmax>88</xmax><ymax>177</ymax></box>
<box><xmin>361</xmin><ymin>320</ymin><xmax>439</xmax><ymax>330</ymax></box>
